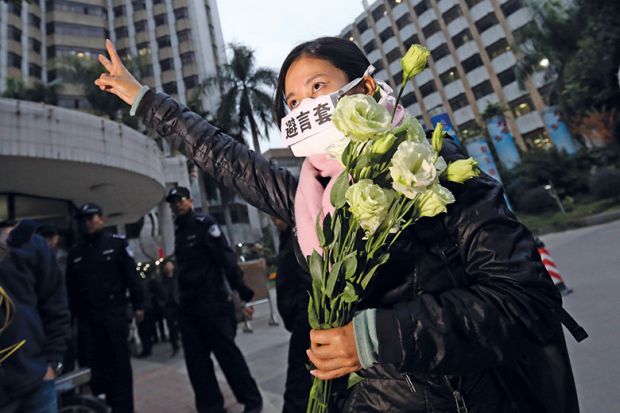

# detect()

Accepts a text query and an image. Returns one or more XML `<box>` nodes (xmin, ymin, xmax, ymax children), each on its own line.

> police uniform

<box><xmin>65</xmin><ymin>203</ymin><xmax>144</xmax><ymax>413</ymax></box>
<box><xmin>167</xmin><ymin>187</ymin><xmax>261</xmax><ymax>413</ymax></box>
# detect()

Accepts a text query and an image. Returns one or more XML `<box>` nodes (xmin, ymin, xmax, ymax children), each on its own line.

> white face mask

<box><xmin>280</xmin><ymin>65</ymin><xmax>377</xmax><ymax>157</ymax></box>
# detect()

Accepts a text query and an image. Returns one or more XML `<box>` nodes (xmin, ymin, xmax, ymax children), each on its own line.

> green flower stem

<box><xmin>390</xmin><ymin>79</ymin><xmax>409</xmax><ymax>121</ymax></box>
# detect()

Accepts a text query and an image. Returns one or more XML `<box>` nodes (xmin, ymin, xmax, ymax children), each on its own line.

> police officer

<box><xmin>166</xmin><ymin>187</ymin><xmax>263</xmax><ymax>413</ymax></box>
<box><xmin>65</xmin><ymin>203</ymin><xmax>145</xmax><ymax>413</ymax></box>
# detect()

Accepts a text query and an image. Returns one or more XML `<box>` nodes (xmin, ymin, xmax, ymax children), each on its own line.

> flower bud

<box><xmin>444</xmin><ymin>158</ymin><xmax>480</xmax><ymax>183</ymax></box>
<box><xmin>401</xmin><ymin>44</ymin><xmax>430</xmax><ymax>82</ymax></box>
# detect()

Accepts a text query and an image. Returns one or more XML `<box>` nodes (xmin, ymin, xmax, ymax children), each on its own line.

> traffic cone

<box><xmin>535</xmin><ymin>238</ymin><xmax>573</xmax><ymax>296</ymax></box>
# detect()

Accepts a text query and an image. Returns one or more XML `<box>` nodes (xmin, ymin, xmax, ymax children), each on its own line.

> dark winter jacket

<box><xmin>66</xmin><ymin>231</ymin><xmax>144</xmax><ymax>318</ymax></box>
<box><xmin>0</xmin><ymin>234</ymin><xmax>70</xmax><ymax>406</ymax></box>
<box><xmin>136</xmin><ymin>90</ymin><xmax>582</xmax><ymax>412</ymax></box>
<box><xmin>173</xmin><ymin>211</ymin><xmax>253</xmax><ymax>305</ymax></box>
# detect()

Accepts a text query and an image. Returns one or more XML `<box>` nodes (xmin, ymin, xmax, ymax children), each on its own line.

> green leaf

<box><xmin>347</xmin><ymin>372</ymin><xmax>365</xmax><ymax>389</ymax></box>
<box><xmin>307</xmin><ymin>297</ymin><xmax>320</xmax><ymax>329</ymax></box>
<box><xmin>342</xmin><ymin>282</ymin><xmax>358</xmax><ymax>304</ymax></box>
<box><xmin>315</xmin><ymin>213</ymin><xmax>325</xmax><ymax>247</ymax></box>
<box><xmin>343</xmin><ymin>253</ymin><xmax>358</xmax><ymax>279</ymax></box>
<box><xmin>341</xmin><ymin>140</ymin><xmax>353</xmax><ymax>167</ymax></box>
<box><xmin>360</xmin><ymin>253</ymin><xmax>390</xmax><ymax>288</ymax></box>
<box><xmin>308</xmin><ymin>251</ymin><xmax>324</xmax><ymax>282</ymax></box>
<box><xmin>325</xmin><ymin>261</ymin><xmax>342</xmax><ymax>297</ymax></box>
<box><xmin>330</xmin><ymin>172</ymin><xmax>350</xmax><ymax>209</ymax></box>
<box><xmin>322</xmin><ymin>213</ymin><xmax>333</xmax><ymax>247</ymax></box>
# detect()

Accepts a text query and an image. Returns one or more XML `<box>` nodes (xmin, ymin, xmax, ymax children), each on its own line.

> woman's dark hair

<box><xmin>273</xmin><ymin>37</ymin><xmax>371</xmax><ymax>127</ymax></box>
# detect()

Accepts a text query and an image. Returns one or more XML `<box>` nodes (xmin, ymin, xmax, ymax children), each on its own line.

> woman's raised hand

<box><xmin>95</xmin><ymin>39</ymin><xmax>143</xmax><ymax>106</ymax></box>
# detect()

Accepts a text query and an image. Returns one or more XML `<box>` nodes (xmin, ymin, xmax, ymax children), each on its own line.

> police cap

<box><xmin>76</xmin><ymin>202</ymin><xmax>103</xmax><ymax>219</ymax></box>
<box><xmin>165</xmin><ymin>186</ymin><xmax>191</xmax><ymax>203</ymax></box>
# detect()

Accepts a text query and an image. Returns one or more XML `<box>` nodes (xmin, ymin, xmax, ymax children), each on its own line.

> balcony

<box><xmin>415</xmin><ymin>68</ymin><xmax>434</xmax><ymax>86</ymax></box>
<box><xmin>438</xmin><ymin>0</ymin><xmax>459</xmax><ymax>13</ymax></box>
<box><xmin>444</xmin><ymin>79</ymin><xmax>465</xmax><ymax>99</ymax></box>
<box><xmin>454</xmin><ymin>106</ymin><xmax>475</xmax><ymax>125</ymax></box>
<box><xmin>480</xmin><ymin>24</ymin><xmax>505</xmax><ymax>47</ymax></box>
<box><xmin>368</xmin><ymin>50</ymin><xmax>382</xmax><ymax>65</ymax></box>
<box><xmin>418</xmin><ymin>9</ymin><xmax>437</xmax><ymax>29</ymax></box>
<box><xmin>0</xmin><ymin>98</ymin><xmax>165</xmax><ymax>225</ymax></box>
<box><xmin>426</xmin><ymin>32</ymin><xmax>446</xmax><ymax>51</ymax></box>
<box><xmin>456</xmin><ymin>41</ymin><xmax>479</xmax><ymax>61</ymax></box>
<box><xmin>508</xmin><ymin>8</ymin><xmax>530</xmax><ymax>31</ymax></box>
<box><xmin>390</xmin><ymin>59</ymin><xmax>402</xmax><ymax>75</ymax></box>
<box><xmin>383</xmin><ymin>37</ymin><xmax>399</xmax><ymax>53</ymax></box>
<box><xmin>515</xmin><ymin>111</ymin><xmax>544</xmax><ymax>134</ymax></box>
<box><xmin>447</xmin><ymin>16</ymin><xmax>468</xmax><ymax>36</ymax></box>
<box><xmin>435</xmin><ymin>55</ymin><xmax>455</xmax><ymax>75</ymax></box>
<box><xmin>466</xmin><ymin>66</ymin><xmax>489</xmax><ymax>87</ymax></box>
<box><xmin>360</xmin><ymin>29</ymin><xmax>375</xmax><ymax>46</ymax></box>
<box><xmin>423</xmin><ymin>91</ymin><xmax>442</xmax><ymax>110</ymax></box>
<box><xmin>375</xmin><ymin>15</ymin><xmax>391</xmax><ymax>33</ymax></box>
<box><xmin>491</xmin><ymin>51</ymin><xmax>516</xmax><ymax>74</ymax></box>
<box><xmin>503</xmin><ymin>81</ymin><xmax>526</xmax><ymax>101</ymax></box>
<box><xmin>392</xmin><ymin>3</ymin><xmax>409</xmax><ymax>19</ymax></box>
<box><xmin>469</xmin><ymin>0</ymin><xmax>493</xmax><ymax>21</ymax></box>
<box><xmin>399</xmin><ymin>25</ymin><xmax>417</xmax><ymax>43</ymax></box>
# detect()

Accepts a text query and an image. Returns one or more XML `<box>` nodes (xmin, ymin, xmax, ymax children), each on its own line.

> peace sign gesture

<box><xmin>95</xmin><ymin>39</ymin><xmax>143</xmax><ymax>106</ymax></box>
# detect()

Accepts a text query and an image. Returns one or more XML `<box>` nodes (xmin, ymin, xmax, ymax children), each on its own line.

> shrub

<box><xmin>514</xmin><ymin>186</ymin><xmax>559</xmax><ymax>213</ymax></box>
<box><xmin>589</xmin><ymin>168</ymin><xmax>620</xmax><ymax>200</ymax></box>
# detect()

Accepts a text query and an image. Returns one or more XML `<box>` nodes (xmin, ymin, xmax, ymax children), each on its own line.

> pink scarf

<box><xmin>294</xmin><ymin>103</ymin><xmax>406</xmax><ymax>258</ymax></box>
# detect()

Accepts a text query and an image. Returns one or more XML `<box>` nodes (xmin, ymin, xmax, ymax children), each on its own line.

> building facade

<box><xmin>341</xmin><ymin>0</ymin><xmax>557</xmax><ymax>151</ymax></box>
<box><xmin>0</xmin><ymin>0</ymin><xmax>263</xmax><ymax>259</ymax></box>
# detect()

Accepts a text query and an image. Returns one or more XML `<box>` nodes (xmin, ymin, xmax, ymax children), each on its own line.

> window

<box><xmin>154</xmin><ymin>14</ymin><xmax>167</xmax><ymax>26</ymax></box>
<box><xmin>402</xmin><ymin>92</ymin><xmax>417</xmax><ymax>107</ymax></box>
<box><xmin>9</xmin><ymin>26</ymin><xmax>21</xmax><ymax>42</ymax></box>
<box><xmin>46</xmin><ymin>22</ymin><xmax>106</xmax><ymax>38</ymax></box>
<box><xmin>458</xmin><ymin>120</ymin><xmax>479</xmax><ymax>139</ymax></box>
<box><xmin>184</xmin><ymin>75</ymin><xmax>198</xmax><ymax>89</ymax></box>
<box><xmin>160</xmin><ymin>58</ymin><xmax>174</xmax><ymax>71</ymax></box>
<box><xmin>420</xmin><ymin>81</ymin><xmax>436</xmax><ymax>96</ymax></box>
<box><xmin>452</xmin><ymin>28</ymin><xmax>472</xmax><ymax>48</ymax></box>
<box><xmin>475</xmin><ymin>13</ymin><xmax>499</xmax><ymax>33</ymax></box>
<box><xmin>356</xmin><ymin>18</ymin><xmax>368</xmax><ymax>33</ymax></box>
<box><xmin>393</xmin><ymin>71</ymin><xmax>403</xmax><ymax>85</ymax></box>
<box><xmin>29</xmin><ymin>63</ymin><xmax>42</xmax><ymax>79</ymax></box>
<box><xmin>163</xmin><ymin>82</ymin><xmax>178</xmax><ymax>94</ymax></box>
<box><xmin>8</xmin><ymin>3</ymin><xmax>21</xmax><ymax>15</ymax></box>
<box><xmin>396</xmin><ymin>14</ymin><xmax>412</xmax><ymax>29</ymax></box>
<box><xmin>174</xmin><ymin>7</ymin><xmax>189</xmax><ymax>19</ymax></box>
<box><xmin>134</xmin><ymin>20</ymin><xmax>147</xmax><ymax>33</ymax></box>
<box><xmin>372</xmin><ymin>4</ymin><xmax>386</xmax><ymax>20</ymax></box>
<box><xmin>414</xmin><ymin>0</ymin><xmax>429</xmax><ymax>15</ymax></box>
<box><xmin>48</xmin><ymin>69</ymin><xmax>57</xmax><ymax>82</ymax></box>
<box><xmin>46</xmin><ymin>1</ymin><xmax>105</xmax><ymax>16</ymax></box>
<box><xmin>137</xmin><ymin>42</ymin><xmax>150</xmax><ymax>56</ymax></box>
<box><xmin>486</xmin><ymin>38</ymin><xmax>510</xmax><ymax>59</ymax></box>
<box><xmin>115</xmin><ymin>26</ymin><xmax>128</xmax><ymax>39</ymax></box>
<box><xmin>422</xmin><ymin>21</ymin><xmax>440</xmax><ymax>38</ymax></box>
<box><xmin>29</xmin><ymin>13</ymin><xmax>41</xmax><ymax>28</ymax></box>
<box><xmin>439</xmin><ymin>68</ymin><xmax>459</xmax><ymax>85</ymax></box>
<box><xmin>113</xmin><ymin>5</ymin><xmax>125</xmax><ymax>17</ymax></box>
<box><xmin>8</xmin><ymin>52</ymin><xmax>22</xmax><ymax>69</ymax></box>
<box><xmin>472</xmin><ymin>80</ymin><xmax>493</xmax><ymax>99</ymax></box>
<box><xmin>462</xmin><ymin>53</ymin><xmax>483</xmax><ymax>72</ymax></box>
<box><xmin>157</xmin><ymin>35</ymin><xmax>171</xmax><ymax>48</ymax></box>
<box><xmin>379</xmin><ymin>27</ymin><xmax>394</xmax><ymax>43</ymax></box>
<box><xmin>386</xmin><ymin>48</ymin><xmax>401</xmax><ymax>63</ymax></box>
<box><xmin>404</xmin><ymin>34</ymin><xmax>419</xmax><ymax>48</ymax></box>
<box><xmin>431</xmin><ymin>44</ymin><xmax>449</xmax><ymax>61</ymax></box>
<box><xmin>510</xmin><ymin>96</ymin><xmax>533</xmax><ymax>117</ymax></box>
<box><xmin>133</xmin><ymin>1</ymin><xmax>146</xmax><ymax>11</ymax></box>
<box><xmin>372</xmin><ymin>60</ymin><xmax>384</xmax><ymax>71</ymax></box>
<box><xmin>30</xmin><ymin>38</ymin><xmax>42</xmax><ymax>54</ymax></box>
<box><xmin>181</xmin><ymin>52</ymin><xmax>195</xmax><ymax>65</ymax></box>
<box><xmin>177</xmin><ymin>29</ymin><xmax>192</xmax><ymax>43</ymax></box>
<box><xmin>449</xmin><ymin>93</ymin><xmax>468</xmax><ymax>111</ymax></box>
<box><xmin>363</xmin><ymin>40</ymin><xmax>376</xmax><ymax>54</ymax></box>
<box><xmin>464</xmin><ymin>0</ymin><xmax>483</xmax><ymax>8</ymax></box>
<box><xmin>497</xmin><ymin>68</ymin><xmax>516</xmax><ymax>86</ymax></box>
<box><xmin>501</xmin><ymin>0</ymin><xmax>522</xmax><ymax>17</ymax></box>
<box><xmin>442</xmin><ymin>6</ymin><xmax>462</xmax><ymax>24</ymax></box>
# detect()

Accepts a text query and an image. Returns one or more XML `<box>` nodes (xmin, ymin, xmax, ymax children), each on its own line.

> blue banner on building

<box><xmin>486</xmin><ymin>116</ymin><xmax>521</xmax><ymax>170</ymax></box>
<box><xmin>430</xmin><ymin>112</ymin><xmax>459</xmax><ymax>145</ymax></box>
<box><xmin>542</xmin><ymin>107</ymin><xmax>577</xmax><ymax>154</ymax></box>
<box><xmin>464</xmin><ymin>137</ymin><xmax>503</xmax><ymax>183</ymax></box>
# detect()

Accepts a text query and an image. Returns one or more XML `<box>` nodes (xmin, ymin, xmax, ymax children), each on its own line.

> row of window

<box><xmin>46</xmin><ymin>0</ymin><xmax>106</xmax><ymax>17</ymax></box>
<box><xmin>46</xmin><ymin>22</ymin><xmax>106</xmax><ymax>38</ymax></box>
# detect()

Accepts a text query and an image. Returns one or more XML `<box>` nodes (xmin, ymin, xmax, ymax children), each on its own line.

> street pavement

<box><xmin>131</xmin><ymin>220</ymin><xmax>620</xmax><ymax>413</ymax></box>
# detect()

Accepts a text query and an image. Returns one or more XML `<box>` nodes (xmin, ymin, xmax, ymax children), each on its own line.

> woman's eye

<box><xmin>289</xmin><ymin>99</ymin><xmax>298</xmax><ymax>109</ymax></box>
<box><xmin>312</xmin><ymin>82</ymin><xmax>323</xmax><ymax>92</ymax></box>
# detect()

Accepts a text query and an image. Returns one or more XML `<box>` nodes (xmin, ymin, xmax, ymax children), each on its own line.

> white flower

<box><xmin>345</xmin><ymin>180</ymin><xmax>395</xmax><ymax>235</ymax></box>
<box><xmin>389</xmin><ymin>141</ymin><xmax>439</xmax><ymax>199</ymax></box>
<box><xmin>333</xmin><ymin>95</ymin><xmax>392</xmax><ymax>142</ymax></box>
<box><xmin>326</xmin><ymin>136</ymin><xmax>351</xmax><ymax>164</ymax></box>
<box><xmin>392</xmin><ymin>114</ymin><xmax>426</xmax><ymax>143</ymax></box>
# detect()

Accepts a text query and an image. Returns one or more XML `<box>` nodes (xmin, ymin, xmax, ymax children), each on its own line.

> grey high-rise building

<box><xmin>341</xmin><ymin>0</ymin><xmax>558</xmax><ymax>151</ymax></box>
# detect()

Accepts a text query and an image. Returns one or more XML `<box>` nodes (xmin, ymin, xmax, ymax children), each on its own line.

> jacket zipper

<box><xmin>401</xmin><ymin>373</ymin><xmax>416</xmax><ymax>393</ymax></box>
<box><xmin>443</xmin><ymin>376</ymin><xmax>468</xmax><ymax>413</ymax></box>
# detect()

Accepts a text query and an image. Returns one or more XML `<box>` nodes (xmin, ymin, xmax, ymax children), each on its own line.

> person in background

<box><xmin>65</xmin><ymin>203</ymin><xmax>145</xmax><ymax>413</ymax></box>
<box><xmin>159</xmin><ymin>259</ymin><xmax>180</xmax><ymax>357</ymax></box>
<box><xmin>0</xmin><ymin>219</ymin><xmax>70</xmax><ymax>413</ymax></box>
<box><xmin>165</xmin><ymin>187</ymin><xmax>262</xmax><ymax>413</ymax></box>
<box><xmin>271</xmin><ymin>216</ymin><xmax>312</xmax><ymax>413</ymax></box>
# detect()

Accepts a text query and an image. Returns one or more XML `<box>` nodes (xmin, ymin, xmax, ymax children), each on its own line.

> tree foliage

<box><xmin>1</xmin><ymin>78</ymin><xmax>58</xmax><ymax>105</ymax></box>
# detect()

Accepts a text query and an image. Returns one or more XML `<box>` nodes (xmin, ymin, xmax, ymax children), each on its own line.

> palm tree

<box><xmin>195</xmin><ymin>44</ymin><xmax>277</xmax><ymax>153</ymax></box>
<box><xmin>1</xmin><ymin>78</ymin><xmax>59</xmax><ymax>105</ymax></box>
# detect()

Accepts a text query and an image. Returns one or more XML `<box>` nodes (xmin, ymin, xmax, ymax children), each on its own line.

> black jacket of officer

<box><xmin>167</xmin><ymin>187</ymin><xmax>253</xmax><ymax>305</ymax></box>
<box><xmin>66</xmin><ymin>205</ymin><xmax>144</xmax><ymax>317</ymax></box>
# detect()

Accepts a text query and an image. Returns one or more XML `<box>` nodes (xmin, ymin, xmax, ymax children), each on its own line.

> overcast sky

<box><xmin>216</xmin><ymin>0</ymin><xmax>366</xmax><ymax>150</ymax></box>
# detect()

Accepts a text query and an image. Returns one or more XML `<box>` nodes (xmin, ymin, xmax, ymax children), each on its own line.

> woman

<box><xmin>95</xmin><ymin>37</ymin><xmax>582</xmax><ymax>412</ymax></box>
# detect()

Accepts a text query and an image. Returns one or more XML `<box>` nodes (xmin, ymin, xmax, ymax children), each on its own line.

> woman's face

<box><xmin>284</xmin><ymin>56</ymin><xmax>351</xmax><ymax>111</ymax></box>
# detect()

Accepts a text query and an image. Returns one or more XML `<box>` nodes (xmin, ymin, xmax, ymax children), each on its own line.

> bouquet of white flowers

<box><xmin>305</xmin><ymin>45</ymin><xmax>479</xmax><ymax>413</ymax></box>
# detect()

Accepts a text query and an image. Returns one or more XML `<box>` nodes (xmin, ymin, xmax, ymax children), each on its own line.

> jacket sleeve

<box><xmin>34</xmin><ymin>236</ymin><xmax>70</xmax><ymax>364</ymax></box>
<box><xmin>136</xmin><ymin>90</ymin><xmax>297</xmax><ymax>226</ymax></box>
<box><xmin>204</xmin><ymin>222</ymin><xmax>248</xmax><ymax>294</ymax></box>
<box><xmin>117</xmin><ymin>240</ymin><xmax>145</xmax><ymax>311</ymax></box>
<box><xmin>376</xmin><ymin>141</ymin><xmax>563</xmax><ymax>375</ymax></box>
